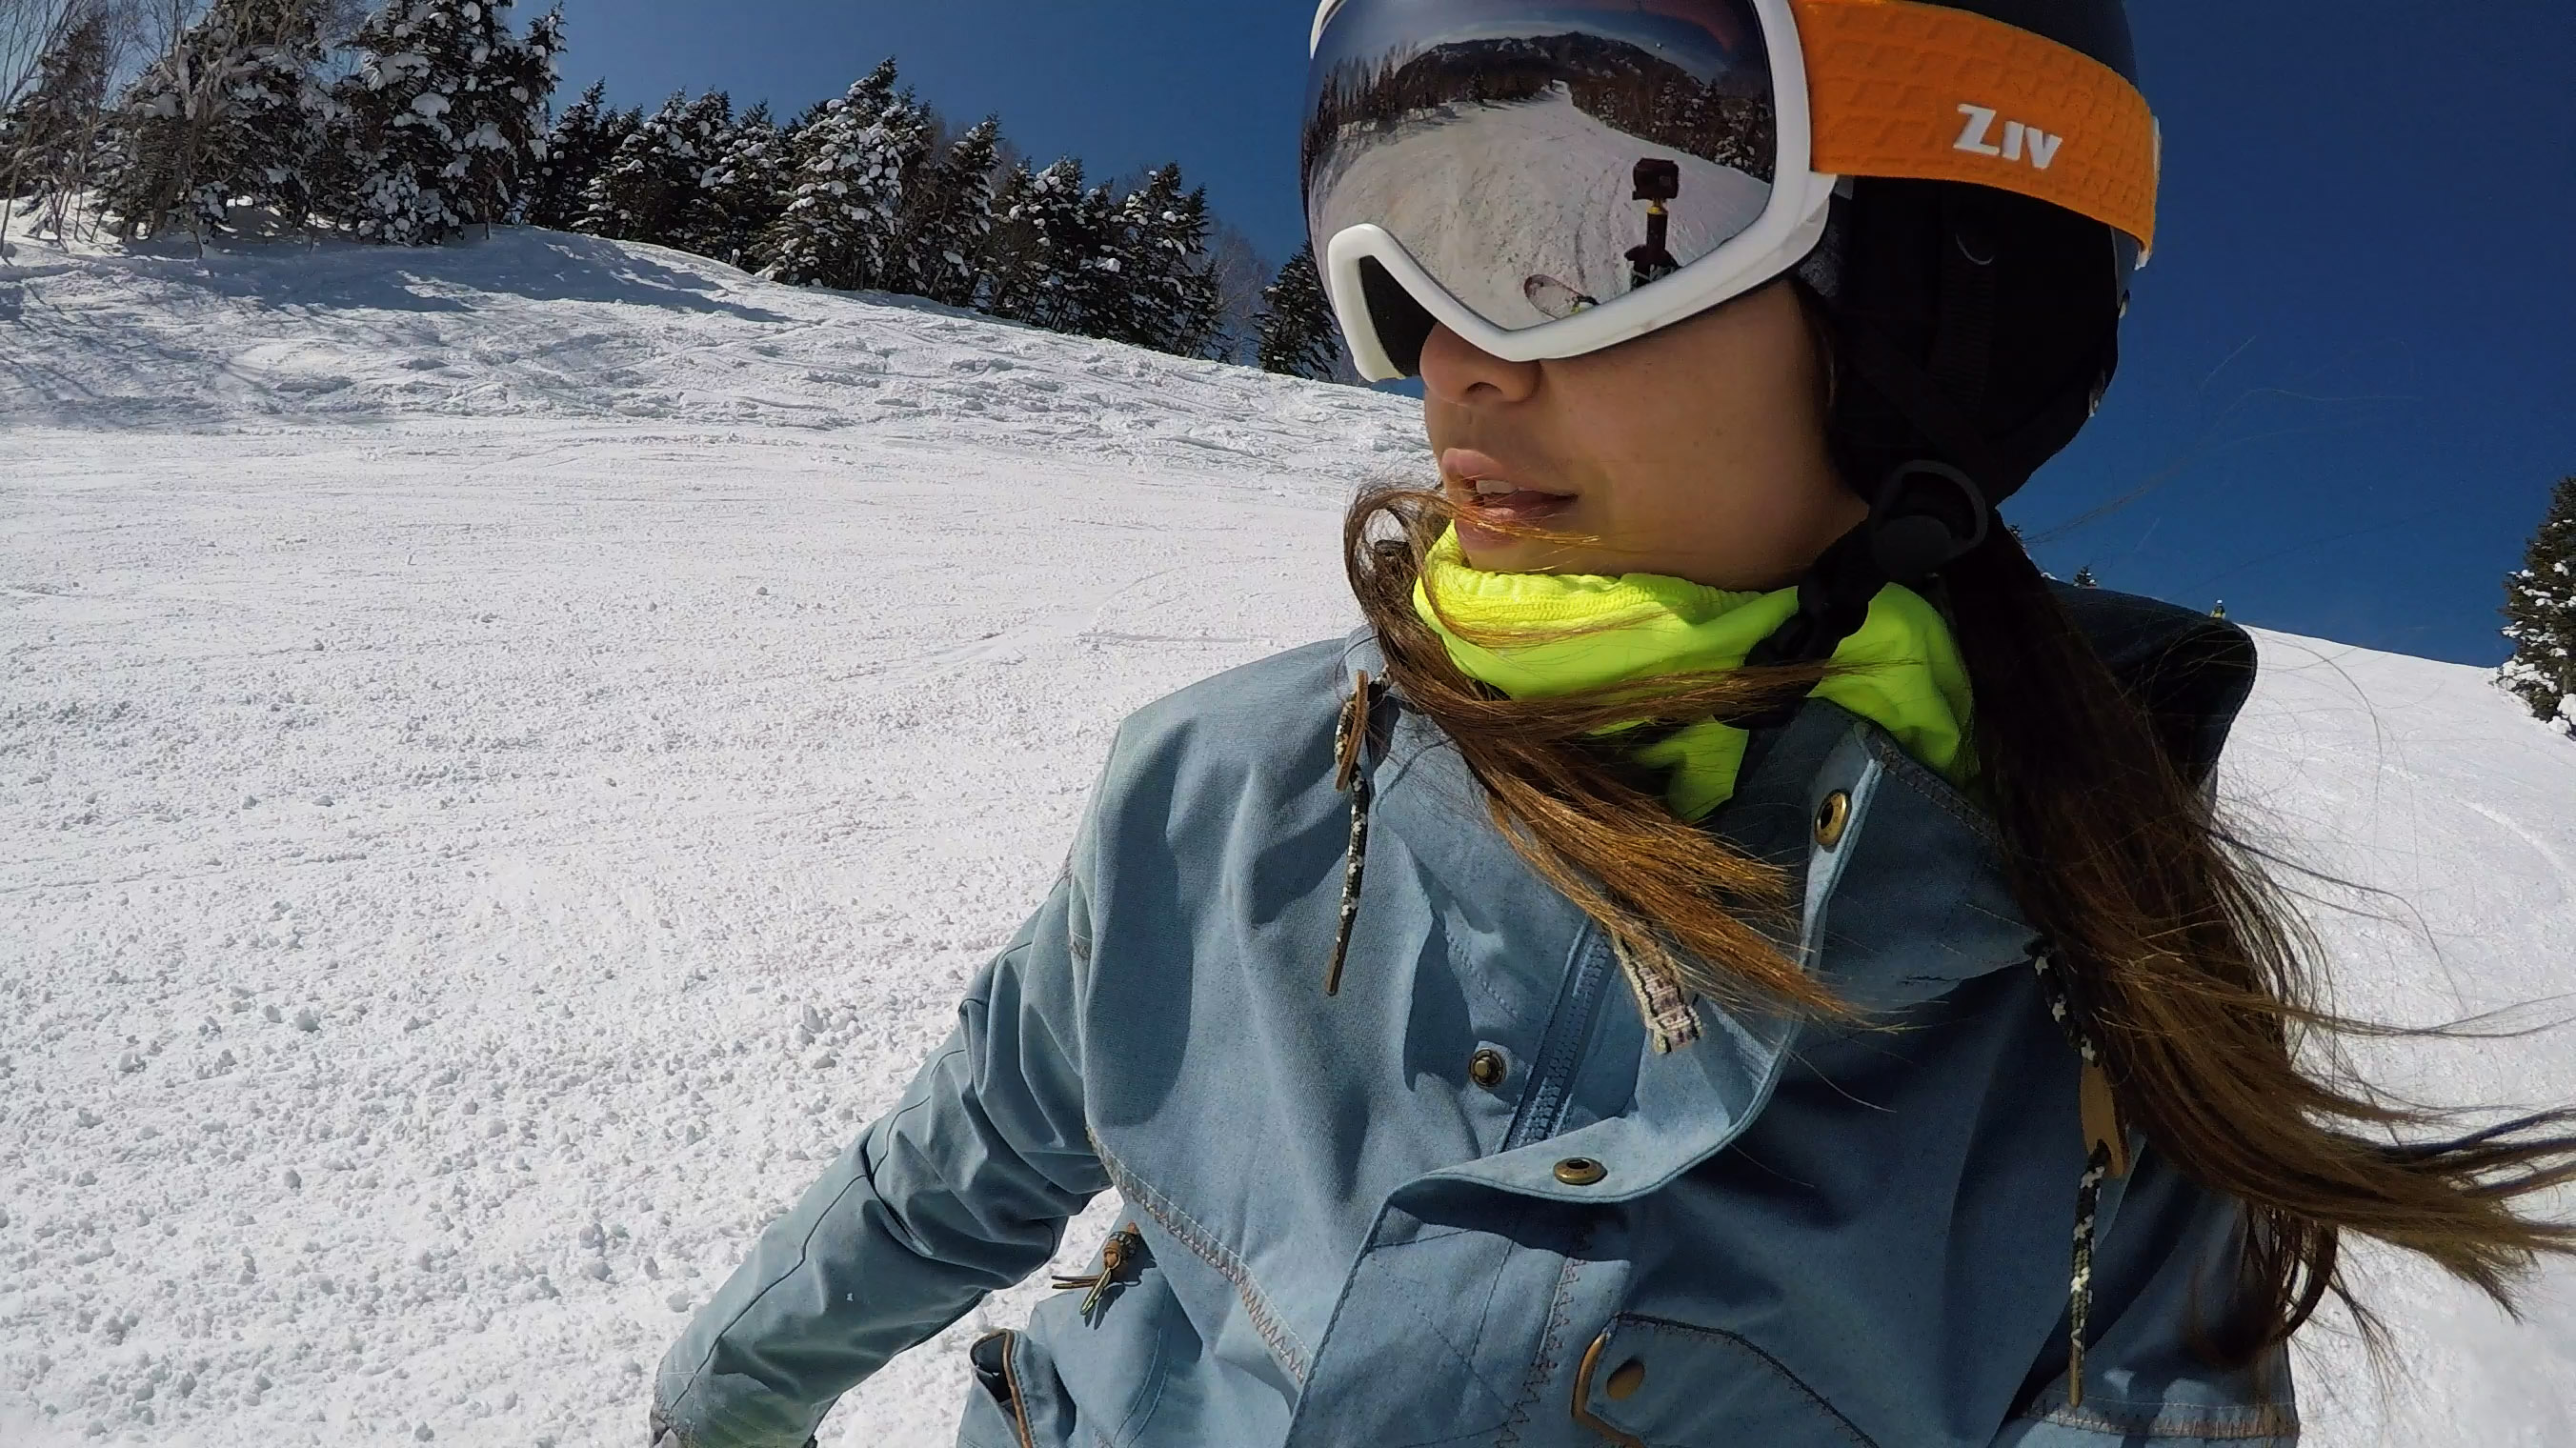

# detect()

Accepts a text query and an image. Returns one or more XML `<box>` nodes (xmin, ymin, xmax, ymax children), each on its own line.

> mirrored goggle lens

<box><xmin>1304</xmin><ymin>0</ymin><xmax>1781</xmax><ymax>332</ymax></box>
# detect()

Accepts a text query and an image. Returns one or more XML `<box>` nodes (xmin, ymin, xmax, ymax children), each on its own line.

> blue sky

<box><xmin>544</xmin><ymin>0</ymin><xmax>2573</xmax><ymax>667</ymax></box>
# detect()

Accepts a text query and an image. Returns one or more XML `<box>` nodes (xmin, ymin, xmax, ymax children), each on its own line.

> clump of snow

<box><xmin>1</xmin><ymin>227</ymin><xmax>2568</xmax><ymax>1444</ymax></box>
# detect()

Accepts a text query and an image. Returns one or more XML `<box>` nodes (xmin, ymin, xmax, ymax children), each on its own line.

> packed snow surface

<box><xmin>2</xmin><ymin>229</ymin><xmax>2569</xmax><ymax>1446</ymax></box>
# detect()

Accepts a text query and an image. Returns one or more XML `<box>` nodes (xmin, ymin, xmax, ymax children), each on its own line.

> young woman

<box><xmin>654</xmin><ymin>2</ymin><xmax>2576</xmax><ymax>1444</ymax></box>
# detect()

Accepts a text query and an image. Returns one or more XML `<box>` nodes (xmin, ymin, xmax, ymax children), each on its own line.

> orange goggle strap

<box><xmin>1792</xmin><ymin>0</ymin><xmax>2159</xmax><ymax>255</ymax></box>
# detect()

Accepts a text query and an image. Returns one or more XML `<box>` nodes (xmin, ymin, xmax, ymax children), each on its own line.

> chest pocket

<box><xmin>1570</xmin><ymin>1315</ymin><xmax>1878</xmax><ymax>1448</ymax></box>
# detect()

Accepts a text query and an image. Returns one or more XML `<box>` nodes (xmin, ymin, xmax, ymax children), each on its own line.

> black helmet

<box><xmin>1815</xmin><ymin>0</ymin><xmax>2144</xmax><ymax>562</ymax></box>
<box><xmin>1753</xmin><ymin>0</ymin><xmax>2151</xmax><ymax>670</ymax></box>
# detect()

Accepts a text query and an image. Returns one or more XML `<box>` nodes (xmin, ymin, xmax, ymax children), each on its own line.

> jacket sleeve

<box><xmin>652</xmin><ymin>853</ymin><xmax>1108</xmax><ymax>1447</ymax></box>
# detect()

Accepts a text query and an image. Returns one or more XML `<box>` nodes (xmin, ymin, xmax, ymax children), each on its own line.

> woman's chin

<box><xmin>1455</xmin><ymin>512</ymin><xmax>1594</xmax><ymax>573</ymax></box>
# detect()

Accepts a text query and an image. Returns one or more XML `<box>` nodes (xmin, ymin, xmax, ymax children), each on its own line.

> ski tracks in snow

<box><xmin>3</xmin><ymin>228</ymin><xmax>2571</xmax><ymax>1445</ymax></box>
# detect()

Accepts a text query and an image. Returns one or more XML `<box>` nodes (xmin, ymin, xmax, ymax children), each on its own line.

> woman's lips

<box><xmin>1440</xmin><ymin>448</ymin><xmax>1575</xmax><ymax>544</ymax></box>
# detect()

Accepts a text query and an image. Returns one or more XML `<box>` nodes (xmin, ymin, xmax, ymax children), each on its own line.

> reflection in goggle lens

<box><xmin>1304</xmin><ymin>0</ymin><xmax>1780</xmax><ymax>332</ymax></box>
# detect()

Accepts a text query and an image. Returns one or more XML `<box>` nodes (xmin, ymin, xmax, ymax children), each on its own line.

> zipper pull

<box><xmin>1080</xmin><ymin>1226</ymin><xmax>1141</xmax><ymax>1316</ymax></box>
<box><xmin>1050</xmin><ymin>1223</ymin><xmax>1145</xmax><ymax>1316</ymax></box>
<box><xmin>2081</xmin><ymin>1061</ymin><xmax>2131</xmax><ymax>1178</ymax></box>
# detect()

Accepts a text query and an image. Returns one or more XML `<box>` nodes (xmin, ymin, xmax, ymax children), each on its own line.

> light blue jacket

<box><xmin>655</xmin><ymin>589</ymin><xmax>2295</xmax><ymax>1448</ymax></box>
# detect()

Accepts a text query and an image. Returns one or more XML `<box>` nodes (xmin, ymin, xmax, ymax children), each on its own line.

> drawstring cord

<box><xmin>2030</xmin><ymin>949</ymin><xmax>2131</xmax><ymax>1411</ymax></box>
<box><xmin>1325</xmin><ymin>671</ymin><xmax>1384</xmax><ymax>997</ymax></box>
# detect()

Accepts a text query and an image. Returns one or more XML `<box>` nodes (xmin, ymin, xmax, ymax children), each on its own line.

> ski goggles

<box><xmin>1304</xmin><ymin>0</ymin><xmax>2160</xmax><ymax>381</ymax></box>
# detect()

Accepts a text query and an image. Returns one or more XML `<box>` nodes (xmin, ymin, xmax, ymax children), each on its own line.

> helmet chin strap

<box><xmin>1728</xmin><ymin>444</ymin><xmax>1992</xmax><ymax>727</ymax></box>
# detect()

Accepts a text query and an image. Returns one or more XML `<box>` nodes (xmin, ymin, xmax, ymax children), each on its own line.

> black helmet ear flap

<box><xmin>1816</xmin><ymin>179</ymin><xmax>2123</xmax><ymax>520</ymax></box>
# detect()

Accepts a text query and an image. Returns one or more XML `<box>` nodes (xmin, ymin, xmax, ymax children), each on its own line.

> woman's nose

<box><xmin>1419</xmin><ymin>323</ymin><xmax>1541</xmax><ymax>407</ymax></box>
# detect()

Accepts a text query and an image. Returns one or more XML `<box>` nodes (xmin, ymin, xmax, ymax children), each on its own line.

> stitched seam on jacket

<box><xmin>1861</xmin><ymin>728</ymin><xmax>2002</xmax><ymax>846</ymax></box>
<box><xmin>1088</xmin><ymin>1130</ymin><xmax>1313</xmax><ymax>1385</ymax></box>
<box><xmin>1495</xmin><ymin>1217</ymin><xmax>1591</xmax><ymax>1448</ymax></box>
<box><xmin>1599</xmin><ymin>1317</ymin><xmax>1876</xmax><ymax>1448</ymax></box>
<box><xmin>2019</xmin><ymin>1398</ymin><xmax>2302</xmax><ymax>1439</ymax></box>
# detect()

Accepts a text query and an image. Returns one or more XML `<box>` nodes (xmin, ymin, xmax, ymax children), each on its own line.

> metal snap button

<box><xmin>1605</xmin><ymin>1358</ymin><xmax>1647</xmax><ymax>1400</ymax></box>
<box><xmin>1553</xmin><ymin>1156</ymin><xmax>1608</xmax><ymax>1187</ymax></box>
<box><xmin>1469</xmin><ymin>1048</ymin><xmax>1508</xmax><ymax>1091</ymax></box>
<box><xmin>1814</xmin><ymin>790</ymin><xmax>1852</xmax><ymax>850</ymax></box>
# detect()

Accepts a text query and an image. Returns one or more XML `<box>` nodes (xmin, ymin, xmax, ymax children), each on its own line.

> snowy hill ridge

<box><xmin>2</xmin><ymin>230</ymin><xmax>2571</xmax><ymax>1445</ymax></box>
<box><xmin>0</xmin><ymin>227</ymin><xmax>1418</xmax><ymax>482</ymax></box>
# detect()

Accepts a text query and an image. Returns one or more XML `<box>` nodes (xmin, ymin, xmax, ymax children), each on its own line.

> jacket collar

<box><xmin>1339</xmin><ymin>580</ymin><xmax>2260</xmax><ymax>1019</ymax></box>
<box><xmin>1338</xmin><ymin>630</ymin><xmax>2038</xmax><ymax>1017</ymax></box>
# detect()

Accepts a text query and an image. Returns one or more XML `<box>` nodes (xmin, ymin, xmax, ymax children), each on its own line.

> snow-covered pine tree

<box><xmin>685</xmin><ymin>99</ymin><xmax>785</xmax><ymax>269</ymax></box>
<box><xmin>210</xmin><ymin>0</ymin><xmax>332</xmax><ymax>229</ymax></box>
<box><xmin>480</xmin><ymin>3</ymin><xmax>562</xmax><ymax>224</ymax></box>
<box><xmin>1058</xmin><ymin>177</ymin><xmax>1127</xmax><ymax>335</ymax></box>
<box><xmin>1103</xmin><ymin>162</ymin><xmax>1220</xmax><ymax>357</ymax></box>
<box><xmin>762</xmin><ymin>58</ymin><xmax>931</xmax><ymax>292</ymax></box>
<box><xmin>96</xmin><ymin>39</ymin><xmax>210</xmax><ymax>239</ymax></box>
<box><xmin>2501</xmin><ymin>475</ymin><xmax>2576</xmax><ymax>731</ymax></box>
<box><xmin>893</xmin><ymin>112</ymin><xmax>996</xmax><ymax>307</ymax></box>
<box><xmin>1256</xmin><ymin>241</ymin><xmax>1340</xmax><ymax>380</ymax></box>
<box><xmin>2</xmin><ymin>4</ymin><xmax>114</xmax><ymax>234</ymax></box>
<box><xmin>981</xmin><ymin>156</ymin><xmax>1117</xmax><ymax>332</ymax></box>
<box><xmin>524</xmin><ymin>78</ymin><xmax>620</xmax><ymax>230</ymax></box>
<box><xmin>576</xmin><ymin>88</ymin><xmax>724</xmax><ymax>246</ymax></box>
<box><xmin>325</xmin><ymin>0</ymin><xmax>559</xmax><ymax>244</ymax></box>
<box><xmin>2071</xmin><ymin>565</ymin><xmax>2099</xmax><ymax>589</ymax></box>
<box><xmin>975</xmin><ymin>157</ymin><xmax>1039</xmax><ymax>312</ymax></box>
<box><xmin>100</xmin><ymin>0</ymin><xmax>334</xmax><ymax>240</ymax></box>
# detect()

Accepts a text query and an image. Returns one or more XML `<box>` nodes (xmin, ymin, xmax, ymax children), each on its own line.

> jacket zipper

<box><xmin>1503</xmin><ymin>929</ymin><xmax>1619</xmax><ymax>1152</ymax></box>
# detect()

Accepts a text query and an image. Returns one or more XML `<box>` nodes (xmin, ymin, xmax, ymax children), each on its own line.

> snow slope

<box><xmin>2</xmin><ymin>229</ymin><xmax>2569</xmax><ymax>1446</ymax></box>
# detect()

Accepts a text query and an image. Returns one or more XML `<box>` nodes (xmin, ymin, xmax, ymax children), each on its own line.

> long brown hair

<box><xmin>1346</xmin><ymin>479</ymin><xmax>2576</xmax><ymax>1359</ymax></box>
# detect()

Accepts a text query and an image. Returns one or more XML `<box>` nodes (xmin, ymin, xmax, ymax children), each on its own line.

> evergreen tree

<box><xmin>982</xmin><ymin>155</ymin><xmax>1117</xmax><ymax>332</ymax></box>
<box><xmin>686</xmin><ymin>99</ymin><xmax>785</xmax><ymax>268</ymax></box>
<box><xmin>525</xmin><ymin>80</ymin><xmax>625</xmax><ymax>231</ymax></box>
<box><xmin>2071</xmin><ymin>565</ymin><xmax>2098</xmax><ymax>589</ymax></box>
<box><xmin>101</xmin><ymin>0</ymin><xmax>335</xmax><ymax>239</ymax></box>
<box><xmin>894</xmin><ymin>112</ymin><xmax>996</xmax><ymax>307</ymax></box>
<box><xmin>2501</xmin><ymin>475</ymin><xmax>2576</xmax><ymax>730</ymax></box>
<box><xmin>577</xmin><ymin>88</ymin><xmax>725</xmax><ymax>246</ymax></box>
<box><xmin>485</xmin><ymin>5</ymin><xmax>564</xmax><ymax>222</ymax></box>
<box><xmin>1053</xmin><ymin>173</ymin><xmax>1124</xmax><ymax>335</ymax></box>
<box><xmin>1256</xmin><ymin>241</ymin><xmax>1339</xmax><ymax>381</ymax></box>
<box><xmin>325</xmin><ymin>0</ymin><xmax>560</xmax><ymax>244</ymax></box>
<box><xmin>1104</xmin><ymin>162</ymin><xmax>1221</xmax><ymax>357</ymax></box>
<box><xmin>762</xmin><ymin>59</ymin><xmax>931</xmax><ymax>291</ymax></box>
<box><xmin>211</xmin><ymin>0</ymin><xmax>333</xmax><ymax>228</ymax></box>
<box><xmin>975</xmin><ymin>157</ymin><xmax>1041</xmax><ymax>313</ymax></box>
<box><xmin>2</xmin><ymin>5</ymin><xmax>114</xmax><ymax>232</ymax></box>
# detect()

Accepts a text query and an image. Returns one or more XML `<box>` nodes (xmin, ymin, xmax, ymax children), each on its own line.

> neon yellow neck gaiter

<box><xmin>1412</xmin><ymin>527</ymin><xmax>1975</xmax><ymax>821</ymax></box>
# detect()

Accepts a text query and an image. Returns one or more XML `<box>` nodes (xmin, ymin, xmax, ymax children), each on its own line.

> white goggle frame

<box><xmin>1307</xmin><ymin>0</ymin><xmax>1838</xmax><ymax>382</ymax></box>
